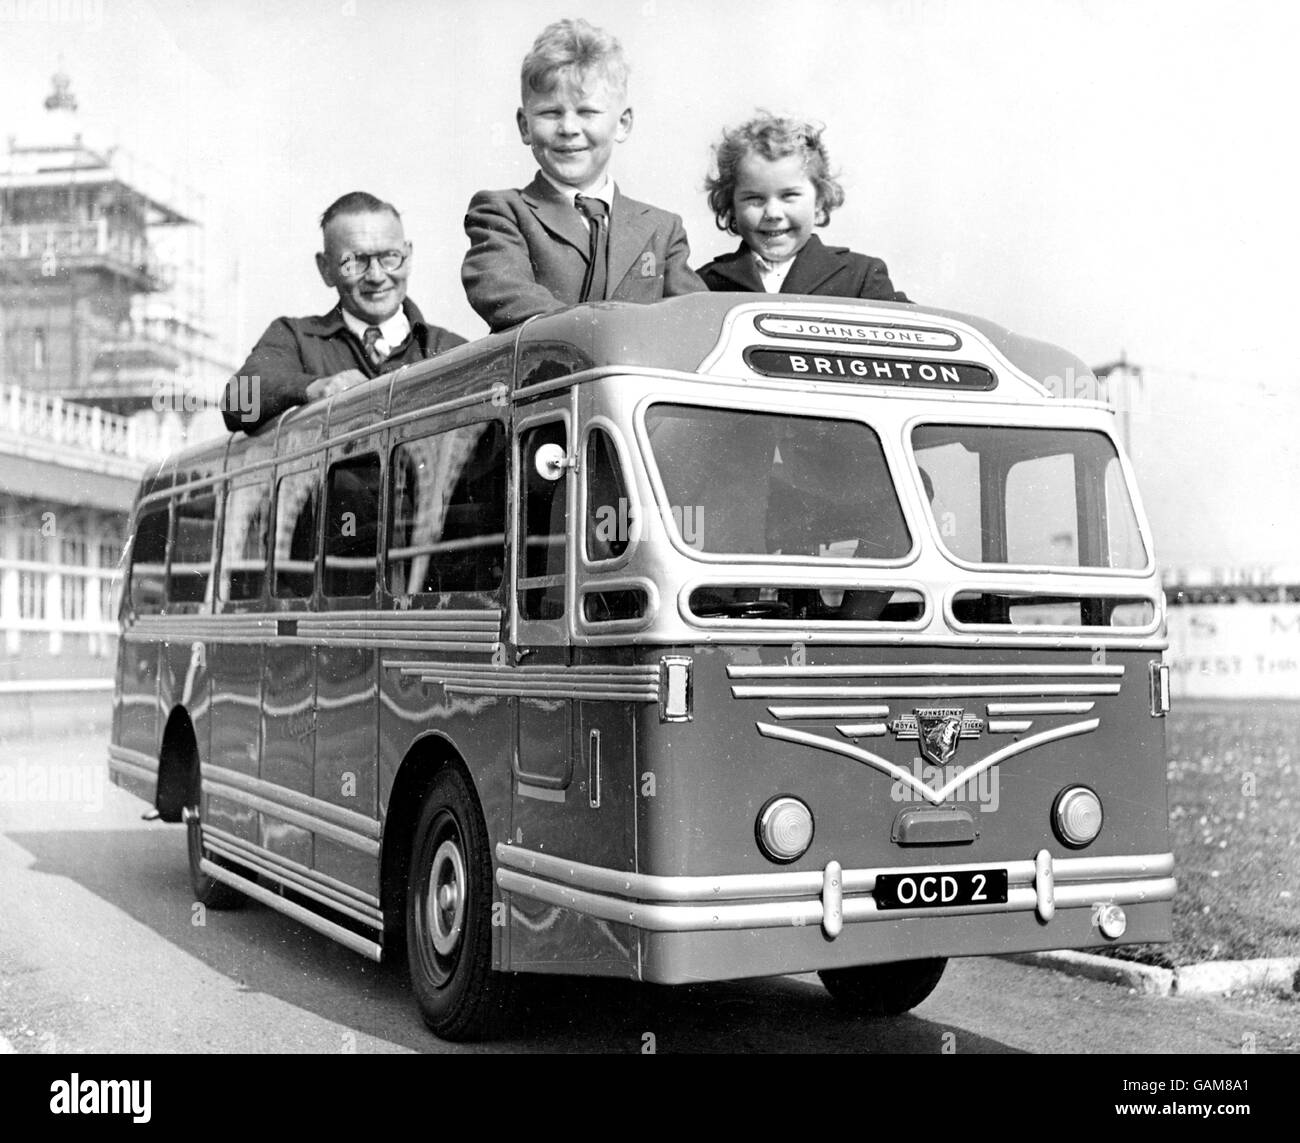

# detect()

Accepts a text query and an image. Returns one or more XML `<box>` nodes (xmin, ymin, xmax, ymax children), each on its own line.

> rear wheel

<box><xmin>406</xmin><ymin>767</ymin><xmax>512</xmax><ymax>1040</ymax></box>
<box><xmin>818</xmin><ymin>957</ymin><xmax>947</xmax><ymax>1017</ymax></box>
<box><xmin>185</xmin><ymin>771</ymin><xmax>245</xmax><ymax>911</ymax></box>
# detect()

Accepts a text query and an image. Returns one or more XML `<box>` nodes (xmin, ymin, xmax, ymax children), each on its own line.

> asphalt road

<box><xmin>1</xmin><ymin>732</ymin><xmax>1296</xmax><ymax>1055</ymax></box>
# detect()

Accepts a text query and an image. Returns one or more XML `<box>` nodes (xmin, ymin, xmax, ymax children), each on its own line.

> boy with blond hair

<box><xmin>461</xmin><ymin>18</ymin><xmax>705</xmax><ymax>333</ymax></box>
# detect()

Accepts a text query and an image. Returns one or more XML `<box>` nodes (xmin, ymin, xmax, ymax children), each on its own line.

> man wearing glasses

<box><xmin>221</xmin><ymin>191</ymin><xmax>466</xmax><ymax>432</ymax></box>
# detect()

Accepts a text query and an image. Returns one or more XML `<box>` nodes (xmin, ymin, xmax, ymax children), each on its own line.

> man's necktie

<box><xmin>362</xmin><ymin>325</ymin><xmax>385</xmax><ymax>368</ymax></box>
<box><xmin>575</xmin><ymin>195</ymin><xmax>609</xmax><ymax>303</ymax></box>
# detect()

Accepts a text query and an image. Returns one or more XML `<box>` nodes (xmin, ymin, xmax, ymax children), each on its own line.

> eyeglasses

<box><xmin>335</xmin><ymin>248</ymin><xmax>408</xmax><ymax>279</ymax></box>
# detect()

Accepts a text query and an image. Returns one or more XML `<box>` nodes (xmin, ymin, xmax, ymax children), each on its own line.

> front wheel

<box><xmin>818</xmin><ymin>957</ymin><xmax>947</xmax><ymax>1017</ymax></box>
<box><xmin>406</xmin><ymin>767</ymin><xmax>512</xmax><ymax>1040</ymax></box>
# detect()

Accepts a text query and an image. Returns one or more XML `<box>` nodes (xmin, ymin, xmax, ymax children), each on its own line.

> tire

<box><xmin>819</xmin><ymin>957</ymin><xmax>947</xmax><ymax>1017</ymax></box>
<box><xmin>405</xmin><ymin>767</ymin><xmax>512</xmax><ymax>1040</ymax></box>
<box><xmin>184</xmin><ymin>773</ymin><xmax>246</xmax><ymax>911</ymax></box>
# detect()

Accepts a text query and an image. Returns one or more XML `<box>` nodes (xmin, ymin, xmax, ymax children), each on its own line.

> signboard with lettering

<box><xmin>753</xmin><ymin>315</ymin><xmax>962</xmax><ymax>350</ymax></box>
<box><xmin>1166</xmin><ymin>604</ymin><xmax>1300</xmax><ymax>699</ymax></box>
<box><xmin>743</xmin><ymin>347</ymin><xmax>997</xmax><ymax>390</ymax></box>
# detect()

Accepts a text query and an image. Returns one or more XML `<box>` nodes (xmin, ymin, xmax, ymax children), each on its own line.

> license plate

<box><xmin>874</xmin><ymin>868</ymin><xmax>1008</xmax><ymax>910</ymax></box>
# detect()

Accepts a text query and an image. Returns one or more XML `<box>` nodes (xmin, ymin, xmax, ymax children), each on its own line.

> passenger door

<box><xmin>512</xmin><ymin>402</ymin><xmax>573</xmax><ymax>815</ymax></box>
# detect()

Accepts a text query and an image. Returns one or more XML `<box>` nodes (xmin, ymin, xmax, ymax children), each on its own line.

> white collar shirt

<box><xmin>752</xmin><ymin>250</ymin><xmax>796</xmax><ymax>292</ymax></box>
<box><xmin>340</xmin><ymin>304</ymin><xmax>411</xmax><ymax>360</ymax></box>
<box><xmin>539</xmin><ymin>170</ymin><xmax>616</xmax><ymax>230</ymax></box>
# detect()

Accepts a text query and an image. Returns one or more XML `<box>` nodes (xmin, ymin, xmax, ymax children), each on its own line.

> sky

<box><xmin>2</xmin><ymin>0</ymin><xmax>1298</xmax><ymax>568</ymax></box>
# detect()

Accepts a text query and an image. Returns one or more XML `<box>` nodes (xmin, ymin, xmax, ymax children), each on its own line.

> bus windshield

<box><xmin>644</xmin><ymin>404</ymin><xmax>911</xmax><ymax>560</ymax></box>
<box><xmin>912</xmin><ymin>424</ymin><xmax>1147</xmax><ymax>570</ymax></box>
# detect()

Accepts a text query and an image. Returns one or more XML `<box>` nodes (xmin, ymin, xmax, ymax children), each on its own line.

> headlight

<box><xmin>756</xmin><ymin>796</ymin><xmax>814</xmax><ymax>863</ymax></box>
<box><xmin>1053</xmin><ymin>786</ymin><xmax>1103</xmax><ymax>847</ymax></box>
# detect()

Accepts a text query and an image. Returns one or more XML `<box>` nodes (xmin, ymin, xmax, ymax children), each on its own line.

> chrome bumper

<box><xmin>495</xmin><ymin>845</ymin><xmax>1175</xmax><ymax>939</ymax></box>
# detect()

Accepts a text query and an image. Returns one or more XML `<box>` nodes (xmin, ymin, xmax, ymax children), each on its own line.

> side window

<box><xmin>324</xmin><ymin>454</ymin><xmax>381</xmax><ymax>597</ymax></box>
<box><xmin>219</xmin><ymin>481</ymin><xmax>271</xmax><ymax>603</ymax></box>
<box><xmin>584</xmin><ymin>427</ymin><xmax>631</xmax><ymax>562</ymax></box>
<box><xmin>168</xmin><ymin>490</ymin><xmax>217</xmax><ymax>607</ymax></box>
<box><xmin>273</xmin><ymin>469</ymin><xmax>320</xmax><ymax>599</ymax></box>
<box><xmin>520</xmin><ymin>421</ymin><xmax>567</xmax><ymax>621</ymax></box>
<box><xmin>388</xmin><ymin>423</ymin><xmax>506</xmax><ymax>599</ymax></box>
<box><xmin>129</xmin><ymin>502</ymin><xmax>169</xmax><ymax>614</ymax></box>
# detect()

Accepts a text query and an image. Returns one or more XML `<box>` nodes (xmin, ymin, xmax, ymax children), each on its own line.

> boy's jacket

<box><xmin>462</xmin><ymin>174</ymin><xmax>706</xmax><ymax>333</ymax></box>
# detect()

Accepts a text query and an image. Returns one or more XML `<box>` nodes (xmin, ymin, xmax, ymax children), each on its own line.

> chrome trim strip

<box><xmin>734</xmin><ymin>683</ymin><xmax>1122</xmax><ymax>698</ymax></box>
<box><xmin>495</xmin><ymin>844</ymin><xmax>1173</xmax><ymax>902</ymax></box>
<box><xmin>837</xmin><ymin>723</ymin><xmax>888</xmax><ymax>737</ymax></box>
<box><xmin>205</xmin><ymin>832</ymin><xmax>383</xmax><ymax>930</ymax></box>
<box><xmin>108</xmin><ymin>744</ymin><xmax>158</xmax><ymax>777</ymax></box>
<box><xmin>769</xmin><ymin>704</ymin><xmax>890</xmax><ymax>720</ymax></box>
<box><xmin>987</xmin><ymin>701</ymin><xmax>1096</xmax><ymax>715</ymax></box>
<box><xmin>204</xmin><ymin>763</ymin><xmax>380</xmax><ymax>841</ymax></box>
<box><xmin>199</xmin><ymin>859</ymin><xmax>383</xmax><ymax>961</ymax></box>
<box><xmin>205</xmin><ymin>780</ymin><xmax>380</xmax><ymax>857</ymax></box>
<box><xmin>203</xmin><ymin>769</ymin><xmax>379</xmax><ymax>857</ymax></box>
<box><xmin>126</xmin><ymin>632</ymin><xmax>501</xmax><ymax>653</ymax></box>
<box><xmin>402</xmin><ymin>664</ymin><xmax>658</xmax><ymax>681</ymax></box>
<box><xmin>107</xmin><ymin>755</ymin><xmax>157</xmax><ymax>785</ymax></box>
<box><xmin>204</xmin><ymin>823</ymin><xmax>381</xmax><ymax>910</ymax></box>
<box><xmin>447</xmin><ymin>684</ymin><xmax>656</xmax><ymax>701</ymax></box>
<box><xmin>988</xmin><ymin>719</ymin><xmax>1033</xmax><ymax>733</ymax></box>
<box><xmin>494</xmin><ymin>866</ymin><xmax>1176</xmax><ymax>933</ymax></box>
<box><xmin>755</xmin><ymin>718</ymin><xmax>1101</xmax><ymax>804</ymax></box>
<box><xmin>727</xmin><ymin>663</ymin><xmax>1125</xmax><ymax>679</ymax></box>
<box><xmin>517</xmin><ymin>782</ymin><xmax>565</xmax><ymax>803</ymax></box>
<box><xmin>124</xmin><ymin>612</ymin><xmax>502</xmax><ymax>651</ymax></box>
<box><xmin>120</xmin><ymin>620</ymin><xmax>1169</xmax><ymax>652</ymax></box>
<box><xmin>128</xmin><ymin>610</ymin><xmax>501</xmax><ymax>626</ymax></box>
<box><xmin>396</xmin><ymin>662</ymin><xmax>661</xmax><ymax>702</ymax></box>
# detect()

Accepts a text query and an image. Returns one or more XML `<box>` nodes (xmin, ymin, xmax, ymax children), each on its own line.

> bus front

<box><xmin>498</xmin><ymin>297</ymin><xmax>1173</xmax><ymax>1010</ymax></box>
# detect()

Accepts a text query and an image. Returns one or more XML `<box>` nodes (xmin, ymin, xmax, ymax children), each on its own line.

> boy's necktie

<box><xmin>362</xmin><ymin>325</ymin><xmax>385</xmax><ymax>368</ymax></box>
<box><xmin>575</xmin><ymin>195</ymin><xmax>609</xmax><ymax>302</ymax></box>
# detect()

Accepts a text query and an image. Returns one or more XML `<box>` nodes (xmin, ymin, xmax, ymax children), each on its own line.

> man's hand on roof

<box><xmin>306</xmin><ymin>369</ymin><xmax>368</xmax><ymax>401</ymax></box>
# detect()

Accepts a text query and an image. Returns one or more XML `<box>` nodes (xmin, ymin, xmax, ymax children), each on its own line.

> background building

<box><xmin>0</xmin><ymin>73</ymin><xmax>229</xmax><ymax>733</ymax></box>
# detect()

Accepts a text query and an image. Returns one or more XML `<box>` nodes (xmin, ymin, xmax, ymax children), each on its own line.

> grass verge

<box><xmin>1107</xmin><ymin>700</ymin><xmax>1300</xmax><ymax>969</ymax></box>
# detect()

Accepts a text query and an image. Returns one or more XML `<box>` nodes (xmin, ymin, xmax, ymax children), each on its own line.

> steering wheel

<box><xmin>695</xmin><ymin>599</ymin><xmax>791</xmax><ymax>620</ymax></box>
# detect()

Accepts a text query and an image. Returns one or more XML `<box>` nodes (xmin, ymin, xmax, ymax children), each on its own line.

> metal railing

<box><xmin>1</xmin><ymin>383</ymin><xmax>185</xmax><ymax>464</ymax></box>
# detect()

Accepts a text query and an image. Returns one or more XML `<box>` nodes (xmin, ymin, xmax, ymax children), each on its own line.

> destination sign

<box><xmin>744</xmin><ymin>348</ymin><xmax>997</xmax><ymax>390</ymax></box>
<box><xmin>753</xmin><ymin>315</ymin><xmax>961</xmax><ymax>350</ymax></box>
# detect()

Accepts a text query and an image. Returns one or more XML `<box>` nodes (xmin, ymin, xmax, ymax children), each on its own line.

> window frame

<box><xmin>217</xmin><ymin>476</ymin><xmax>273</xmax><ymax>609</ymax></box>
<box><xmin>322</xmin><ymin>449</ymin><xmax>384</xmax><ymax>601</ymax></box>
<box><xmin>269</xmin><ymin>459</ymin><xmax>324</xmax><ymax>607</ymax></box>
<box><xmin>385</xmin><ymin>419</ymin><xmax>508</xmax><ymax>609</ymax></box>
<box><xmin>635</xmin><ymin>395</ymin><xmax>917</xmax><ymax>568</ymax></box>
<box><xmin>908</xmin><ymin>418</ymin><xmax>1154</xmax><ymax>578</ymax></box>
<box><xmin>127</xmin><ymin>497</ymin><xmax>171</xmax><ymax>616</ymax></box>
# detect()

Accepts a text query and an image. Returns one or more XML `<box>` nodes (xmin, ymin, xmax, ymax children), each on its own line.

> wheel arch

<box><xmin>155</xmin><ymin>705</ymin><xmax>200</xmax><ymax>823</ymax></box>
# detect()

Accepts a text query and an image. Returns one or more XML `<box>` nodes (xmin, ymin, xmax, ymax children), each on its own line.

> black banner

<box><xmin>745</xmin><ymin>347</ymin><xmax>997</xmax><ymax>390</ymax></box>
